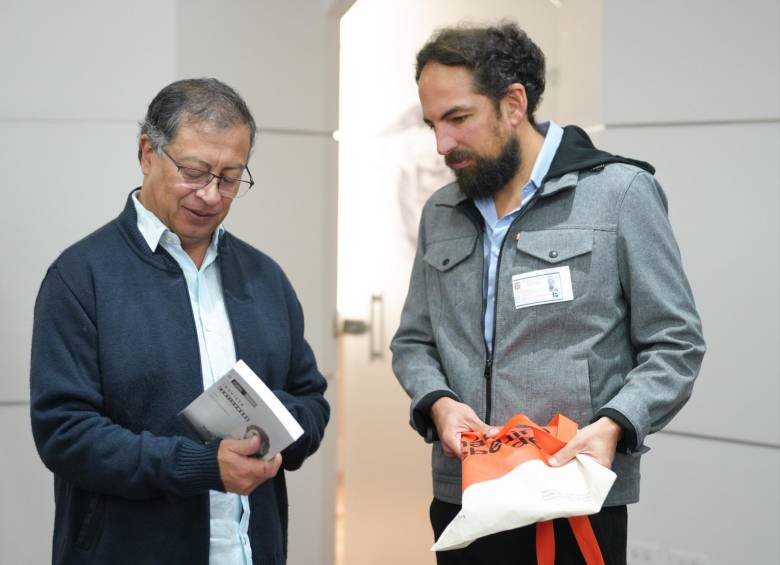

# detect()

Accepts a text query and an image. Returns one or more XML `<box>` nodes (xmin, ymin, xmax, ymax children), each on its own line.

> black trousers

<box><xmin>430</xmin><ymin>498</ymin><xmax>627</xmax><ymax>565</ymax></box>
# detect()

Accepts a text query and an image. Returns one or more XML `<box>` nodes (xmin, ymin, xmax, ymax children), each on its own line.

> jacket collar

<box><xmin>433</xmin><ymin>181</ymin><xmax>469</xmax><ymax>208</ymax></box>
<box><xmin>115</xmin><ymin>189</ymin><xmax>253</xmax><ymax>306</ymax></box>
<box><xmin>543</xmin><ymin>125</ymin><xmax>655</xmax><ymax>182</ymax></box>
<box><xmin>116</xmin><ymin>189</ymin><xmax>169</xmax><ymax>267</ymax></box>
<box><xmin>431</xmin><ymin>166</ymin><xmax>580</xmax><ymax>210</ymax></box>
<box><xmin>116</xmin><ymin>189</ymin><xmax>232</xmax><ymax>272</ymax></box>
<box><xmin>538</xmin><ymin>171</ymin><xmax>580</xmax><ymax>198</ymax></box>
<box><xmin>435</xmin><ymin>125</ymin><xmax>656</xmax><ymax>206</ymax></box>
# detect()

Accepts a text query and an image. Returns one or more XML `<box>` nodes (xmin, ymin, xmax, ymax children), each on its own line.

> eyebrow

<box><xmin>180</xmin><ymin>156</ymin><xmax>246</xmax><ymax>173</ymax></box>
<box><xmin>422</xmin><ymin>105</ymin><xmax>472</xmax><ymax>127</ymax></box>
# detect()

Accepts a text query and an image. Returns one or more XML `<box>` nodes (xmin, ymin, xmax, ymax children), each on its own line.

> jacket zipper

<box><xmin>483</xmin><ymin>356</ymin><xmax>493</xmax><ymax>423</ymax></box>
<box><xmin>483</xmin><ymin>192</ymin><xmax>541</xmax><ymax>425</ymax></box>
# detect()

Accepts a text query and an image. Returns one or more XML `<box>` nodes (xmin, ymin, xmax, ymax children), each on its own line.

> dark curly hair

<box><xmin>415</xmin><ymin>22</ymin><xmax>546</xmax><ymax>125</ymax></box>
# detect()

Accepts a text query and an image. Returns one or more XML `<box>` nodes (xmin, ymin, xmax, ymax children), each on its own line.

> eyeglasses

<box><xmin>161</xmin><ymin>148</ymin><xmax>254</xmax><ymax>199</ymax></box>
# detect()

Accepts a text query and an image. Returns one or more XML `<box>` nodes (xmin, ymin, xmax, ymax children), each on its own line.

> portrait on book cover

<box><xmin>244</xmin><ymin>424</ymin><xmax>270</xmax><ymax>458</ymax></box>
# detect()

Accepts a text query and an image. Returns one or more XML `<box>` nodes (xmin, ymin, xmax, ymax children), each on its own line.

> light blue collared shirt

<box><xmin>132</xmin><ymin>191</ymin><xmax>252</xmax><ymax>565</ymax></box>
<box><xmin>474</xmin><ymin>120</ymin><xmax>564</xmax><ymax>353</ymax></box>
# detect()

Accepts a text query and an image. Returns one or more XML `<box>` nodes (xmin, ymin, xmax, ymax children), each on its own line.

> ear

<box><xmin>139</xmin><ymin>135</ymin><xmax>155</xmax><ymax>176</ymax></box>
<box><xmin>501</xmin><ymin>83</ymin><xmax>528</xmax><ymax>127</ymax></box>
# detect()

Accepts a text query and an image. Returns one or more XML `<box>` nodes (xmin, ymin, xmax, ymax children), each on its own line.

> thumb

<box><xmin>472</xmin><ymin>418</ymin><xmax>500</xmax><ymax>438</ymax></box>
<box><xmin>548</xmin><ymin>443</ymin><xmax>576</xmax><ymax>467</ymax></box>
<box><xmin>228</xmin><ymin>435</ymin><xmax>261</xmax><ymax>457</ymax></box>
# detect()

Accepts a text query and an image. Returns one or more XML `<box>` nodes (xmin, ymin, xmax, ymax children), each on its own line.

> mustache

<box><xmin>445</xmin><ymin>149</ymin><xmax>475</xmax><ymax>168</ymax></box>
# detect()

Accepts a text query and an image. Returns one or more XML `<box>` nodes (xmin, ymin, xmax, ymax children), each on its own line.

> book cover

<box><xmin>180</xmin><ymin>360</ymin><xmax>304</xmax><ymax>460</ymax></box>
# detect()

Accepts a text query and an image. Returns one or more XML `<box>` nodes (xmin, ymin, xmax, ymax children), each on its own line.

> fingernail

<box><xmin>548</xmin><ymin>457</ymin><xmax>558</xmax><ymax>466</ymax></box>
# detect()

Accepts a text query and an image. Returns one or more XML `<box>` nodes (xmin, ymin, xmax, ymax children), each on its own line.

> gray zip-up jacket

<box><xmin>390</xmin><ymin>126</ymin><xmax>705</xmax><ymax>506</ymax></box>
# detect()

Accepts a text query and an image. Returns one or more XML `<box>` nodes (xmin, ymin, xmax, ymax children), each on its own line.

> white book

<box><xmin>180</xmin><ymin>360</ymin><xmax>304</xmax><ymax>460</ymax></box>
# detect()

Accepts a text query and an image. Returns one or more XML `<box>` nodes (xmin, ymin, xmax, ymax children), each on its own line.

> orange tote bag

<box><xmin>431</xmin><ymin>413</ymin><xmax>616</xmax><ymax>565</ymax></box>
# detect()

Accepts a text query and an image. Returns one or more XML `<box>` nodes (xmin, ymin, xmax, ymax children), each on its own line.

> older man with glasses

<box><xmin>30</xmin><ymin>78</ymin><xmax>330</xmax><ymax>565</ymax></box>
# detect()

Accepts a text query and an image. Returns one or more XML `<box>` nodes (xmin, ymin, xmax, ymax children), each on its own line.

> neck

<box><xmin>183</xmin><ymin>245</ymin><xmax>207</xmax><ymax>269</ymax></box>
<box><xmin>137</xmin><ymin>190</ymin><xmax>210</xmax><ymax>269</ymax></box>
<box><xmin>493</xmin><ymin>121</ymin><xmax>545</xmax><ymax>218</ymax></box>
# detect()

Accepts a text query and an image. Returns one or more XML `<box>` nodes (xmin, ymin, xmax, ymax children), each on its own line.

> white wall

<box><xmin>338</xmin><ymin>3</ymin><xmax>564</xmax><ymax>563</ymax></box>
<box><xmin>0</xmin><ymin>2</ymin><xmax>340</xmax><ymax>564</ymax></box>
<box><xmin>0</xmin><ymin>3</ymin><xmax>175</xmax><ymax>563</ymax></box>
<box><xmin>599</xmin><ymin>1</ymin><xmax>780</xmax><ymax>563</ymax></box>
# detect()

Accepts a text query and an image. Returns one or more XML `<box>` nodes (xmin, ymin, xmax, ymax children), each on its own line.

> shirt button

<box><xmin>442</xmin><ymin>258</ymin><xmax>450</xmax><ymax>266</ymax></box>
<box><xmin>549</xmin><ymin>250</ymin><xmax>558</xmax><ymax>259</ymax></box>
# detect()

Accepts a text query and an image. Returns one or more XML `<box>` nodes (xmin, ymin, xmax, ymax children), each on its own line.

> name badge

<box><xmin>511</xmin><ymin>266</ymin><xmax>574</xmax><ymax>309</ymax></box>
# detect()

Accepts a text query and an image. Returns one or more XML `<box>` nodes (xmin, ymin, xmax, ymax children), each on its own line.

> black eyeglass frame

<box><xmin>161</xmin><ymin>148</ymin><xmax>255</xmax><ymax>199</ymax></box>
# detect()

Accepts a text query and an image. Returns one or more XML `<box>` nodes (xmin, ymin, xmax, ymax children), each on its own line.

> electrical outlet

<box><xmin>669</xmin><ymin>549</ymin><xmax>709</xmax><ymax>565</ymax></box>
<box><xmin>628</xmin><ymin>541</ymin><xmax>665</xmax><ymax>565</ymax></box>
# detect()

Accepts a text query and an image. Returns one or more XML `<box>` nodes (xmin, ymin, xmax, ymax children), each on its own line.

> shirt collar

<box><xmin>528</xmin><ymin>120</ymin><xmax>564</xmax><ymax>189</ymax></box>
<box><xmin>131</xmin><ymin>190</ymin><xmax>224</xmax><ymax>253</ymax></box>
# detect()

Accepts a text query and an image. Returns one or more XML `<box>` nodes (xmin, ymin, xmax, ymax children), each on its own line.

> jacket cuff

<box><xmin>593</xmin><ymin>408</ymin><xmax>639</xmax><ymax>453</ymax></box>
<box><xmin>412</xmin><ymin>390</ymin><xmax>460</xmax><ymax>443</ymax></box>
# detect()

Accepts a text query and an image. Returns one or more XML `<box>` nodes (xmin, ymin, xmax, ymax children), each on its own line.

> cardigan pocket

<box><xmin>74</xmin><ymin>491</ymin><xmax>106</xmax><ymax>550</ymax></box>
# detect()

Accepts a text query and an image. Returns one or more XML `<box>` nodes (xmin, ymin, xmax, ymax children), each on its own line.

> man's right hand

<box><xmin>430</xmin><ymin>397</ymin><xmax>499</xmax><ymax>459</ymax></box>
<box><xmin>218</xmin><ymin>436</ymin><xmax>282</xmax><ymax>495</ymax></box>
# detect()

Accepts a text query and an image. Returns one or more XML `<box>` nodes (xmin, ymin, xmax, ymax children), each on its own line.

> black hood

<box><xmin>543</xmin><ymin>125</ymin><xmax>655</xmax><ymax>183</ymax></box>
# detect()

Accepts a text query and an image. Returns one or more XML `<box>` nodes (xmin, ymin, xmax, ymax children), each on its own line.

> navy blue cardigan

<box><xmin>30</xmin><ymin>192</ymin><xmax>330</xmax><ymax>565</ymax></box>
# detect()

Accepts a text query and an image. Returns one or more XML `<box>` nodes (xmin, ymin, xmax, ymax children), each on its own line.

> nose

<box><xmin>435</xmin><ymin>129</ymin><xmax>457</xmax><ymax>156</ymax></box>
<box><xmin>195</xmin><ymin>176</ymin><xmax>222</xmax><ymax>205</ymax></box>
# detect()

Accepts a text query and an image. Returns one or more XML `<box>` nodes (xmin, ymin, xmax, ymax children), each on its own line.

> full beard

<box><xmin>446</xmin><ymin>134</ymin><xmax>521</xmax><ymax>201</ymax></box>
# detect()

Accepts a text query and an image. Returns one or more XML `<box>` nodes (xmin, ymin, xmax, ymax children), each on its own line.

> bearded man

<box><xmin>390</xmin><ymin>23</ymin><xmax>705</xmax><ymax>565</ymax></box>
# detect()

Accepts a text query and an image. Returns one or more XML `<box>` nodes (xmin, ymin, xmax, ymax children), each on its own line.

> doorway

<box><xmin>336</xmin><ymin>2</ymin><xmax>567</xmax><ymax>564</ymax></box>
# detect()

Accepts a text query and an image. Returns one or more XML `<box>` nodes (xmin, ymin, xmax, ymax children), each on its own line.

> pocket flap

<box><xmin>424</xmin><ymin>236</ymin><xmax>478</xmax><ymax>272</ymax></box>
<box><xmin>516</xmin><ymin>229</ymin><xmax>593</xmax><ymax>264</ymax></box>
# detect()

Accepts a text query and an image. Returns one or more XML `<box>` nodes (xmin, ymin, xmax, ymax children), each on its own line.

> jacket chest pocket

<box><xmin>424</xmin><ymin>235</ymin><xmax>479</xmax><ymax>309</ymax></box>
<box><xmin>514</xmin><ymin>229</ymin><xmax>594</xmax><ymax>300</ymax></box>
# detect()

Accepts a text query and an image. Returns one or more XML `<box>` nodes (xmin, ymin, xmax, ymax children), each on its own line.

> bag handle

<box><xmin>529</xmin><ymin>414</ymin><xmax>605</xmax><ymax>565</ymax></box>
<box><xmin>535</xmin><ymin>520</ymin><xmax>556</xmax><ymax>565</ymax></box>
<box><xmin>535</xmin><ymin>517</ymin><xmax>605</xmax><ymax>565</ymax></box>
<box><xmin>568</xmin><ymin>516</ymin><xmax>607</xmax><ymax>565</ymax></box>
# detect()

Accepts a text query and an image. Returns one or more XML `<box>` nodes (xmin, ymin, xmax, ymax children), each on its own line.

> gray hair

<box><xmin>137</xmin><ymin>78</ymin><xmax>256</xmax><ymax>161</ymax></box>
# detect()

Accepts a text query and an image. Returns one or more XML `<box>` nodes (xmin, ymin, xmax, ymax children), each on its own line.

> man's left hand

<box><xmin>547</xmin><ymin>416</ymin><xmax>622</xmax><ymax>469</ymax></box>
